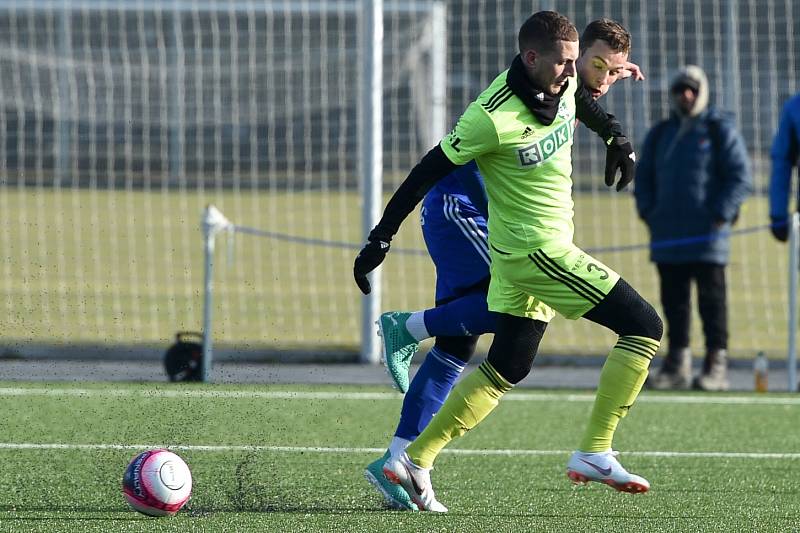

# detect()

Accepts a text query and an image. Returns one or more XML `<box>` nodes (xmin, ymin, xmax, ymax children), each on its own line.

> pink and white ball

<box><xmin>122</xmin><ymin>449</ymin><xmax>192</xmax><ymax>516</ymax></box>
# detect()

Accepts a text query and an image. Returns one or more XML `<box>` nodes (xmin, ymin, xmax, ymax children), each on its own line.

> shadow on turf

<box><xmin>186</xmin><ymin>505</ymin><xmax>393</xmax><ymax>515</ymax></box>
<box><xmin>125</xmin><ymin>453</ymin><xmax>387</xmax><ymax>516</ymax></box>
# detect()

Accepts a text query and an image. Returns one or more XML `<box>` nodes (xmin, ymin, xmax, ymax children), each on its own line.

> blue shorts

<box><xmin>422</xmin><ymin>189</ymin><xmax>490</xmax><ymax>304</ymax></box>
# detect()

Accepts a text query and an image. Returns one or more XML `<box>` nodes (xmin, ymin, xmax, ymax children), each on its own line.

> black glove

<box><xmin>353</xmin><ymin>237</ymin><xmax>391</xmax><ymax>294</ymax></box>
<box><xmin>771</xmin><ymin>217</ymin><xmax>789</xmax><ymax>242</ymax></box>
<box><xmin>604</xmin><ymin>136</ymin><xmax>636</xmax><ymax>191</ymax></box>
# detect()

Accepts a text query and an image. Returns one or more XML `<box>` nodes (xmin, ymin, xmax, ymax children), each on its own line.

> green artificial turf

<box><xmin>0</xmin><ymin>382</ymin><xmax>796</xmax><ymax>531</ymax></box>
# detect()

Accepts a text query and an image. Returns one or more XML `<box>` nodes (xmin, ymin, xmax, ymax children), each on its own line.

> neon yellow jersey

<box><xmin>440</xmin><ymin>70</ymin><xmax>577</xmax><ymax>252</ymax></box>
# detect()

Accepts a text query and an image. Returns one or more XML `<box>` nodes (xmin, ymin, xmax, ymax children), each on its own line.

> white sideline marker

<box><xmin>0</xmin><ymin>443</ymin><xmax>797</xmax><ymax>460</ymax></box>
<box><xmin>0</xmin><ymin>387</ymin><xmax>799</xmax><ymax>406</ymax></box>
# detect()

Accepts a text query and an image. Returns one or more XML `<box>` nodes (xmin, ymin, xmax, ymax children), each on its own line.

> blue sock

<box><xmin>395</xmin><ymin>347</ymin><xmax>466</xmax><ymax>441</ymax></box>
<box><xmin>423</xmin><ymin>291</ymin><xmax>497</xmax><ymax>337</ymax></box>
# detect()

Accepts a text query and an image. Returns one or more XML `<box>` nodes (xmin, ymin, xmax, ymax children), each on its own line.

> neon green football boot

<box><xmin>377</xmin><ymin>311</ymin><xmax>419</xmax><ymax>393</ymax></box>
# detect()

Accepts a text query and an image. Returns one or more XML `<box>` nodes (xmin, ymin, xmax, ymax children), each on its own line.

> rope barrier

<box><xmin>229</xmin><ymin>222</ymin><xmax>779</xmax><ymax>256</ymax></box>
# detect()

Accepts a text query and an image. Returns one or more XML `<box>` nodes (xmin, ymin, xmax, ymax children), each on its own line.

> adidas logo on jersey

<box><xmin>521</xmin><ymin>126</ymin><xmax>533</xmax><ymax>139</ymax></box>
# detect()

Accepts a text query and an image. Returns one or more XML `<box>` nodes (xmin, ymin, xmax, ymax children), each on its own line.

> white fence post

<box><xmin>359</xmin><ymin>0</ymin><xmax>384</xmax><ymax>364</ymax></box>
<box><xmin>200</xmin><ymin>205</ymin><xmax>232</xmax><ymax>382</ymax></box>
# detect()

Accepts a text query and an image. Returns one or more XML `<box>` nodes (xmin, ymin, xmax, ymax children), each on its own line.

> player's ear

<box><xmin>522</xmin><ymin>49</ymin><xmax>537</xmax><ymax>68</ymax></box>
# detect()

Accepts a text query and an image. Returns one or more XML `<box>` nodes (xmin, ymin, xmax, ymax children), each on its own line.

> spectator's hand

<box><xmin>604</xmin><ymin>136</ymin><xmax>636</xmax><ymax>191</ymax></box>
<box><xmin>621</xmin><ymin>62</ymin><xmax>645</xmax><ymax>81</ymax></box>
<box><xmin>353</xmin><ymin>238</ymin><xmax>391</xmax><ymax>294</ymax></box>
<box><xmin>771</xmin><ymin>218</ymin><xmax>789</xmax><ymax>242</ymax></box>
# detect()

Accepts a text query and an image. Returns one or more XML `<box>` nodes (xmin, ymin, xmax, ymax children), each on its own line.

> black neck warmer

<box><xmin>505</xmin><ymin>54</ymin><xmax>568</xmax><ymax>126</ymax></box>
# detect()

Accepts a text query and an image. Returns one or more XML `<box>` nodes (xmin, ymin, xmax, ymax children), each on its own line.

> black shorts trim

<box><xmin>528</xmin><ymin>251</ymin><xmax>603</xmax><ymax>305</ymax></box>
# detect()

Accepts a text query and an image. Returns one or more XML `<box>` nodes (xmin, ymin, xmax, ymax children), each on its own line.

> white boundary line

<box><xmin>0</xmin><ymin>387</ymin><xmax>798</xmax><ymax>406</ymax></box>
<box><xmin>0</xmin><ymin>443</ymin><xmax>797</xmax><ymax>459</ymax></box>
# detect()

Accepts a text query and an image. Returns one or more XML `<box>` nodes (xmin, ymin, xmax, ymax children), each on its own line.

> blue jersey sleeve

<box><xmin>770</xmin><ymin>95</ymin><xmax>800</xmax><ymax>220</ymax></box>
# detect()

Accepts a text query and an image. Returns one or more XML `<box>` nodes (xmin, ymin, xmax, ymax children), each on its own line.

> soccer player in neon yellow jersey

<box><xmin>353</xmin><ymin>11</ymin><xmax>662</xmax><ymax>512</ymax></box>
<box><xmin>362</xmin><ymin>20</ymin><xmax>645</xmax><ymax>512</ymax></box>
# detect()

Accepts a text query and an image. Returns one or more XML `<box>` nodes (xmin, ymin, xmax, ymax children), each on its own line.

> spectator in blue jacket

<box><xmin>769</xmin><ymin>93</ymin><xmax>800</xmax><ymax>241</ymax></box>
<box><xmin>635</xmin><ymin>65</ymin><xmax>753</xmax><ymax>391</ymax></box>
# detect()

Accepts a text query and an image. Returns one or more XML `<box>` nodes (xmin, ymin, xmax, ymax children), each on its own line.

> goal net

<box><xmin>0</xmin><ymin>0</ymin><xmax>797</xmax><ymax>362</ymax></box>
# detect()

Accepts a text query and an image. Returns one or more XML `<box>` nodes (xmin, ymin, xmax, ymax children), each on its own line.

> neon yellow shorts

<box><xmin>487</xmin><ymin>240</ymin><xmax>620</xmax><ymax>322</ymax></box>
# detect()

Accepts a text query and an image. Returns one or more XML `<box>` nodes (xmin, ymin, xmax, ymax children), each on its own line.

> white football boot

<box><xmin>382</xmin><ymin>452</ymin><xmax>448</xmax><ymax>513</ymax></box>
<box><xmin>566</xmin><ymin>449</ymin><xmax>650</xmax><ymax>493</ymax></box>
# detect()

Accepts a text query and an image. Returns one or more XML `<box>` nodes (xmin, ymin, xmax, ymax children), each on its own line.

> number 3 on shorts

<box><xmin>586</xmin><ymin>262</ymin><xmax>609</xmax><ymax>280</ymax></box>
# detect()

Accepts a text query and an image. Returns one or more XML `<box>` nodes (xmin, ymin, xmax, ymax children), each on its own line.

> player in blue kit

<box><xmin>364</xmin><ymin>18</ymin><xmax>646</xmax><ymax>510</ymax></box>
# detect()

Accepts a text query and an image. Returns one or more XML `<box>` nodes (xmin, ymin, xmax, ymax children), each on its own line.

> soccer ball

<box><xmin>122</xmin><ymin>449</ymin><xmax>193</xmax><ymax>516</ymax></box>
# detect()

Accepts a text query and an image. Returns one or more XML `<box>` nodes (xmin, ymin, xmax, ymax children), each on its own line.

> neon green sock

<box><xmin>406</xmin><ymin>361</ymin><xmax>512</xmax><ymax>468</ymax></box>
<box><xmin>579</xmin><ymin>336</ymin><xmax>660</xmax><ymax>452</ymax></box>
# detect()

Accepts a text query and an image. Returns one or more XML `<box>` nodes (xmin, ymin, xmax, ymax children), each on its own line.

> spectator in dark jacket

<box><xmin>634</xmin><ymin>65</ymin><xmax>753</xmax><ymax>391</ymax></box>
<box><xmin>769</xmin><ymin>92</ymin><xmax>800</xmax><ymax>241</ymax></box>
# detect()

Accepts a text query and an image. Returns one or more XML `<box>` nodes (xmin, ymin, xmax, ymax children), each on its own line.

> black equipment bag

<box><xmin>164</xmin><ymin>332</ymin><xmax>203</xmax><ymax>382</ymax></box>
